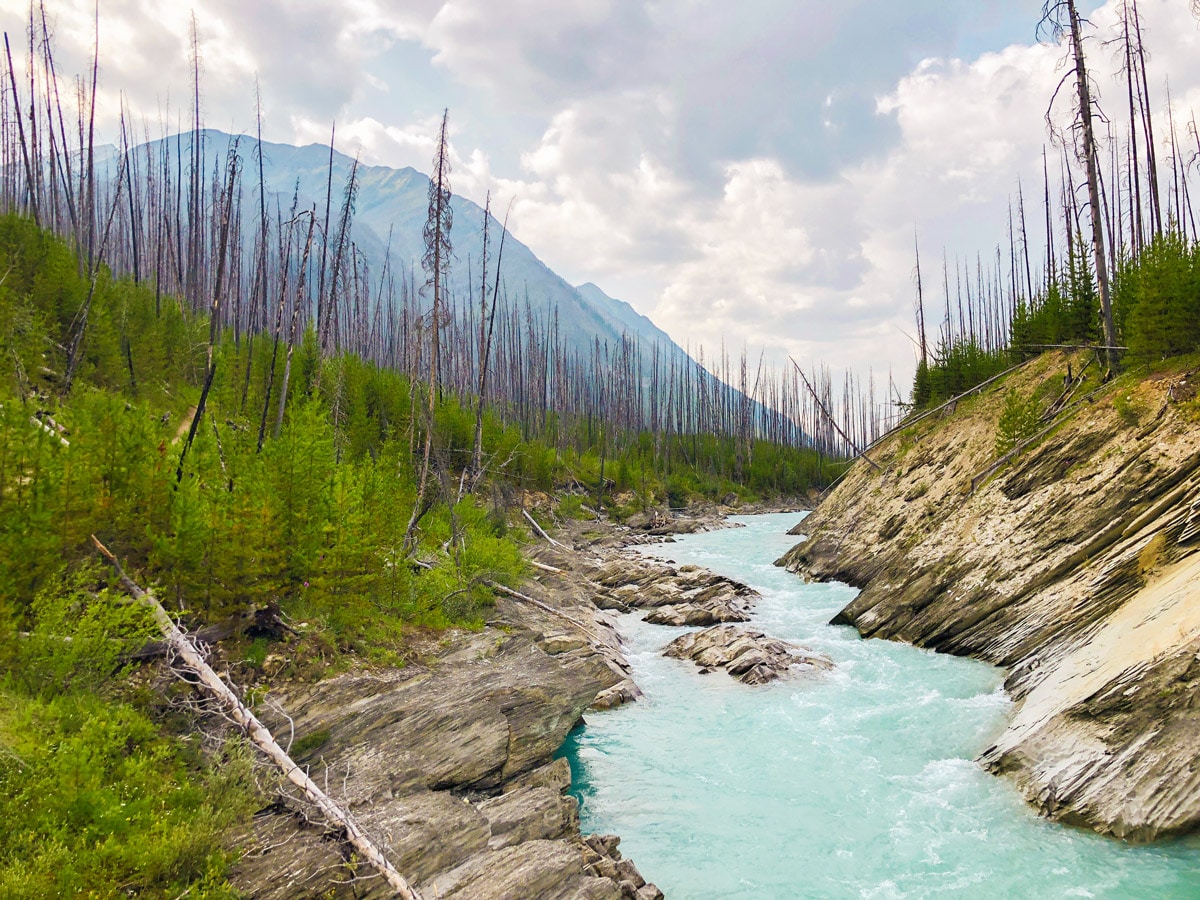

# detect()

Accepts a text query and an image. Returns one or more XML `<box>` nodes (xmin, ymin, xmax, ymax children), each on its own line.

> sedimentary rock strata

<box><xmin>663</xmin><ymin>624</ymin><xmax>834</xmax><ymax>685</ymax></box>
<box><xmin>231</xmin><ymin>533</ymin><xmax>659</xmax><ymax>898</ymax></box>
<box><xmin>589</xmin><ymin>557</ymin><xmax>757</xmax><ymax>625</ymax></box>
<box><xmin>777</xmin><ymin>352</ymin><xmax>1200</xmax><ymax>840</ymax></box>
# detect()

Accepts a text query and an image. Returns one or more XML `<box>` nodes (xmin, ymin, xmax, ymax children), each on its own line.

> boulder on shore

<box><xmin>663</xmin><ymin>625</ymin><xmax>834</xmax><ymax>685</ymax></box>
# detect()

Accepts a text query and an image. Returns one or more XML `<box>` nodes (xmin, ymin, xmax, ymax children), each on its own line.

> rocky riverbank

<box><xmin>777</xmin><ymin>352</ymin><xmax>1200</xmax><ymax>841</ymax></box>
<box><xmin>226</xmin><ymin>500</ymin><xmax>829</xmax><ymax>898</ymax></box>
<box><xmin>229</xmin><ymin>519</ymin><xmax>663</xmax><ymax>899</ymax></box>
<box><xmin>579</xmin><ymin>513</ymin><xmax>834</xmax><ymax>687</ymax></box>
<box><xmin>663</xmin><ymin>625</ymin><xmax>834</xmax><ymax>684</ymax></box>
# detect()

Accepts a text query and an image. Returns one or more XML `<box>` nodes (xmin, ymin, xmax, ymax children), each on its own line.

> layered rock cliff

<box><xmin>777</xmin><ymin>351</ymin><xmax>1200</xmax><ymax>841</ymax></box>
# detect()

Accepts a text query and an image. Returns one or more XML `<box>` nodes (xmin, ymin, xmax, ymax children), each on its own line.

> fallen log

<box><xmin>92</xmin><ymin>536</ymin><xmax>421</xmax><ymax>899</ymax></box>
<box><xmin>487</xmin><ymin>581</ymin><xmax>601</xmax><ymax>642</ymax></box>
<box><xmin>522</xmin><ymin>509</ymin><xmax>563</xmax><ymax>548</ymax></box>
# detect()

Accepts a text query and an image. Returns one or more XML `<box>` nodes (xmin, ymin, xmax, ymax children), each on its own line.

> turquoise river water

<box><xmin>559</xmin><ymin>513</ymin><xmax>1200</xmax><ymax>899</ymax></box>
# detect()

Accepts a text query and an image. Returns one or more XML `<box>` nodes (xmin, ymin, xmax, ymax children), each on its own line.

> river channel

<box><xmin>559</xmin><ymin>513</ymin><xmax>1200</xmax><ymax>898</ymax></box>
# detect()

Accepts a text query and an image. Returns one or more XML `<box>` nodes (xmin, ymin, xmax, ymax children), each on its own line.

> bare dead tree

<box><xmin>274</xmin><ymin>210</ymin><xmax>317</xmax><ymax>440</ymax></box>
<box><xmin>320</xmin><ymin>155</ymin><xmax>358</xmax><ymax>356</ymax></box>
<box><xmin>405</xmin><ymin>109</ymin><xmax>452</xmax><ymax>550</ymax></box>
<box><xmin>913</xmin><ymin>231</ymin><xmax>928</xmax><ymax>368</ymax></box>
<box><xmin>92</xmin><ymin>537</ymin><xmax>422</xmax><ymax>899</ymax></box>
<box><xmin>1041</xmin><ymin>0</ymin><xmax>1119</xmax><ymax>371</ymax></box>
<box><xmin>470</xmin><ymin>197</ymin><xmax>512</xmax><ymax>487</ymax></box>
<box><xmin>176</xmin><ymin>142</ymin><xmax>239</xmax><ymax>482</ymax></box>
<box><xmin>3</xmin><ymin>33</ymin><xmax>37</xmax><ymax>225</ymax></box>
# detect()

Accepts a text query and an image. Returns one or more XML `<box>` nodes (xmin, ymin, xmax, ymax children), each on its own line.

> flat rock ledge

<box><xmin>589</xmin><ymin>556</ymin><xmax>757</xmax><ymax>627</ymax></box>
<box><xmin>663</xmin><ymin>625</ymin><xmax>834</xmax><ymax>685</ymax></box>
<box><xmin>228</xmin><ymin>528</ymin><xmax>661</xmax><ymax>898</ymax></box>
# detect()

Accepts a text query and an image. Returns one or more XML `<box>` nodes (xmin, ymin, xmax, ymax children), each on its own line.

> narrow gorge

<box><xmin>778</xmin><ymin>351</ymin><xmax>1200</xmax><ymax>841</ymax></box>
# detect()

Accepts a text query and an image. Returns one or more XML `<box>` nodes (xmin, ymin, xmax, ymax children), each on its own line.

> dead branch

<box><xmin>91</xmin><ymin>536</ymin><xmax>422</xmax><ymax>900</ymax></box>
<box><xmin>522</xmin><ymin>509</ymin><xmax>562</xmax><ymax>547</ymax></box>
<box><xmin>486</xmin><ymin>581</ymin><xmax>600</xmax><ymax>641</ymax></box>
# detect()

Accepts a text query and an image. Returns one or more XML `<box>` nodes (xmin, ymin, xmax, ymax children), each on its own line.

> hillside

<box><xmin>777</xmin><ymin>351</ymin><xmax>1200</xmax><ymax>841</ymax></box>
<box><xmin>129</xmin><ymin>131</ymin><xmax>685</xmax><ymax>362</ymax></box>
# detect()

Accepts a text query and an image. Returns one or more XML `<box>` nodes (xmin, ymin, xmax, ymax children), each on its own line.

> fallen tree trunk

<box><xmin>487</xmin><ymin>581</ymin><xmax>600</xmax><ymax>642</ymax></box>
<box><xmin>91</xmin><ymin>536</ymin><xmax>421</xmax><ymax>899</ymax></box>
<box><xmin>523</xmin><ymin>509</ymin><xmax>563</xmax><ymax>547</ymax></box>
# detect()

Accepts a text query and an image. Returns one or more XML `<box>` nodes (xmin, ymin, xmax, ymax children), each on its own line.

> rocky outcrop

<box><xmin>589</xmin><ymin>557</ymin><xmax>757</xmax><ymax>626</ymax></box>
<box><xmin>622</xmin><ymin>508</ymin><xmax>734</xmax><ymax>536</ymax></box>
<box><xmin>230</xmin><ymin>534</ymin><xmax>659</xmax><ymax>898</ymax></box>
<box><xmin>580</xmin><ymin>834</ymin><xmax>665</xmax><ymax>900</ymax></box>
<box><xmin>663</xmin><ymin>625</ymin><xmax>834</xmax><ymax>684</ymax></box>
<box><xmin>777</xmin><ymin>352</ymin><xmax>1200</xmax><ymax>841</ymax></box>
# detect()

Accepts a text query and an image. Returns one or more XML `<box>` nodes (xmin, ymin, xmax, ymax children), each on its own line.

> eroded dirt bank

<box><xmin>777</xmin><ymin>352</ymin><xmax>1200</xmax><ymax>841</ymax></box>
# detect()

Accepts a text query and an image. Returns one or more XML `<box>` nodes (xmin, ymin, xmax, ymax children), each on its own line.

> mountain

<box><xmin>574</xmin><ymin>282</ymin><xmax>678</xmax><ymax>351</ymax></box>
<box><xmin>137</xmin><ymin>130</ymin><xmax>684</xmax><ymax>362</ymax></box>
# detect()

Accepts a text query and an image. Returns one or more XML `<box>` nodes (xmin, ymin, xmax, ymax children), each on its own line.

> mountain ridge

<box><xmin>131</xmin><ymin>129</ymin><xmax>685</xmax><ymax>363</ymax></box>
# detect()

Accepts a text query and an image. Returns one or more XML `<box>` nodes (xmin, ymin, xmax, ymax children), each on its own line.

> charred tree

<box><xmin>1041</xmin><ymin>0</ymin><xmax>1119</xmax><ymax>370</ymax></box>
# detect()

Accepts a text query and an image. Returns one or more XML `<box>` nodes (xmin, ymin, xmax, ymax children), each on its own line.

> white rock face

<box><xmin>777</xmin><ymin>353</ymin><xmax>1200</xmax><ymax>841</ymax></box>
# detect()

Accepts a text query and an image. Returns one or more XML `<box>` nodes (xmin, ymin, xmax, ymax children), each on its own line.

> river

<box><xmin>559</xmin><ymin>513</ymin><xmax>1200</xmax><ymax>898</ymax></box>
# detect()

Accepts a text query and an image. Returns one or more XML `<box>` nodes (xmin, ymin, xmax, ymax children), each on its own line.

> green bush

<box><xmin>1114</xmin><ymin>233</ymin><xmax>1200</xmax><ymax>363</ymax></box>
<box><xmin>0</xmin><ymin>691</ymin><xmax>252</xmax><ymax>899</ymax></box>
<box><xmin>995</xmin><ymin>390</ymin><xmax>1043</xmax><ymax>457</ymax></box>
<box><xmin>0</xmin><ymin>564</ymin><xmax>254</xmax><ymax>898</ymax></box>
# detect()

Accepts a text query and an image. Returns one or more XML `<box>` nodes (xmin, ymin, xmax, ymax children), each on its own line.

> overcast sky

<box><xmin>3</xmin><ymin>1</ymin><xmax>1200</xmax><ymax>389</ymax></box>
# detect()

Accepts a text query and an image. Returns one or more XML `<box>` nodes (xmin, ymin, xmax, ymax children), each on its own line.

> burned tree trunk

<box><xmin>405</xmin><ymin>109</ymin><xmax>452</xmax><ymax>549</ymax></box>
<box><xmin>92</xmin><ymin>537</ymin><xmax>422</xmax><ymax>900</ymax></box>
<box><xmin>1042</xmin><ymin>0</ymin><xmax>1119</xmax><ymax>370</ymax></box>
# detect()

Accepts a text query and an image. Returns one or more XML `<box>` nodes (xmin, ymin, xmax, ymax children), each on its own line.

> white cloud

<box><xmin>2</xmin><ymin>0</ymin><xmax>1199</xmax><ymax>393</ymax></box>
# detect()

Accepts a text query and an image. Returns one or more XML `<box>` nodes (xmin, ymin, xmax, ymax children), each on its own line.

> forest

<box><xmin>911</xmin><ymin>0</ymin><xmax>1200</xmax><ymax>409</ymax></box>
<box><xmin>0</xmin><ymin>6</ymin><xmax>869</xmax><ymax>895</ymax></box>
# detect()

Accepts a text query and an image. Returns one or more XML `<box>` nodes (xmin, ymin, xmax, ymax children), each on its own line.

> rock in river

<box><xmin>590</xmin><ymin>557</ymin><xmax>757</xmax><ymax>625</ymax></box>
<box><xmin>663</xmin><ymin>625</ymin><xmax>834</xmax><ymax>685</ymax></box>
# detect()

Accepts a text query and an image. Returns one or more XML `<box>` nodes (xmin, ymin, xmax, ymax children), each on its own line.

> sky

<box><xmin>2</xmin><ymin>0</ymin><xmax>1200</xmax><ymax>390</ymax></box>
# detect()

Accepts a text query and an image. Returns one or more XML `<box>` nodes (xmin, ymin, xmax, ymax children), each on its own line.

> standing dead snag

<box><xmin>405</xmin><ymin>109</ymin><xmax>452</xmax><ymax>550</ymax></box>
<box><xmin>1040</xmin><ymin>0</ymin><xmax>1118</xmax><ymax>372</ymax></box>
<box><xmin>470</xmin><ymin>197</ymin><xmax>513</xmax><ymax>489</ymax></box>
<box><xmin>91</xmin><ymin>536</ymin><xmax>422</xmax><ymax>900</ymax></box>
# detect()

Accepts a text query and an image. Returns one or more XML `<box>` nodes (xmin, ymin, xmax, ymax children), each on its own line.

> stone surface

<box><xmin>360</xmin><ymin>791</ymin><xmax>491</xmax><ymax>885</ymax></box>
<box><xmin>229</xmin><ymin>810</ymin><xmax>357</xmax><ymax>900</ymax></box>
<box><xmin>417</xmin><ymin>839</ymin><xmax>590</xmax><ymax>900</ymax></box>
<box><xmin>589</xmin><ymin>555</ymin><xmax>758</xmax><ymax>625</ymax></box>
<box><xmin>504</xmin><ymin>757</ymin><xmax>572</xmax><ymax>795</ymax></box>
<box><xmin>776</xmin><ymin>352</ymin><xmax>1200</xmax><ymax>840</ymax></box>
<box><xmin>479</xmin><ymin>786</ymin><xmax>580</xmax><ymax>850</ymax></box>
<box><xmin>229</xmin><ymin>524</ymin><xmax>656</xmax><ymax>898</ymax></box>
<box><xmin>663</xmin><ymin>624</ymin><xmax>833</xmax><ymax>685</ymax></box>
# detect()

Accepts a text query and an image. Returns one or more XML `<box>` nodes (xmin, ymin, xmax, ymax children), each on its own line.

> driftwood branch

<box><xmin>522</xmin><ymin>509</ymin><xmax>563</xmax><ymax>548</ymax></box>
<box><xmin>789</xmin><ymin>358</ymin><xmax>884</xmax><ymax>473</ymax></box>
<box><xmin>30</xmin><ymin>413</ymin><xmax>69</xmax><ymax>447</ymax></box>
<box><xmin>487</xmin><ymin>581</ymin><xmax>600</xmax><ymax>641</ymax></box>
<box><xmin>91</xmin><ymin>536</ymin><xmax>421</xmax><ymax>900</ymax></box>
<box><xmin>968</xmin><ymin>378</ymin><xmax>1112</xmax><ymax>494</ymax></box>
<box><xmin>865</xmin><ymin>357</ymin><xmax>1039</xmax><ymax>453</ymax></box>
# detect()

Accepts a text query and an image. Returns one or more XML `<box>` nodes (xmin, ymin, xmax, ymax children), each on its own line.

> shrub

<box><xmin>995</xmin><ymin>390</ymin><xmax>1043</xmax><ymax>457</ymax></box>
